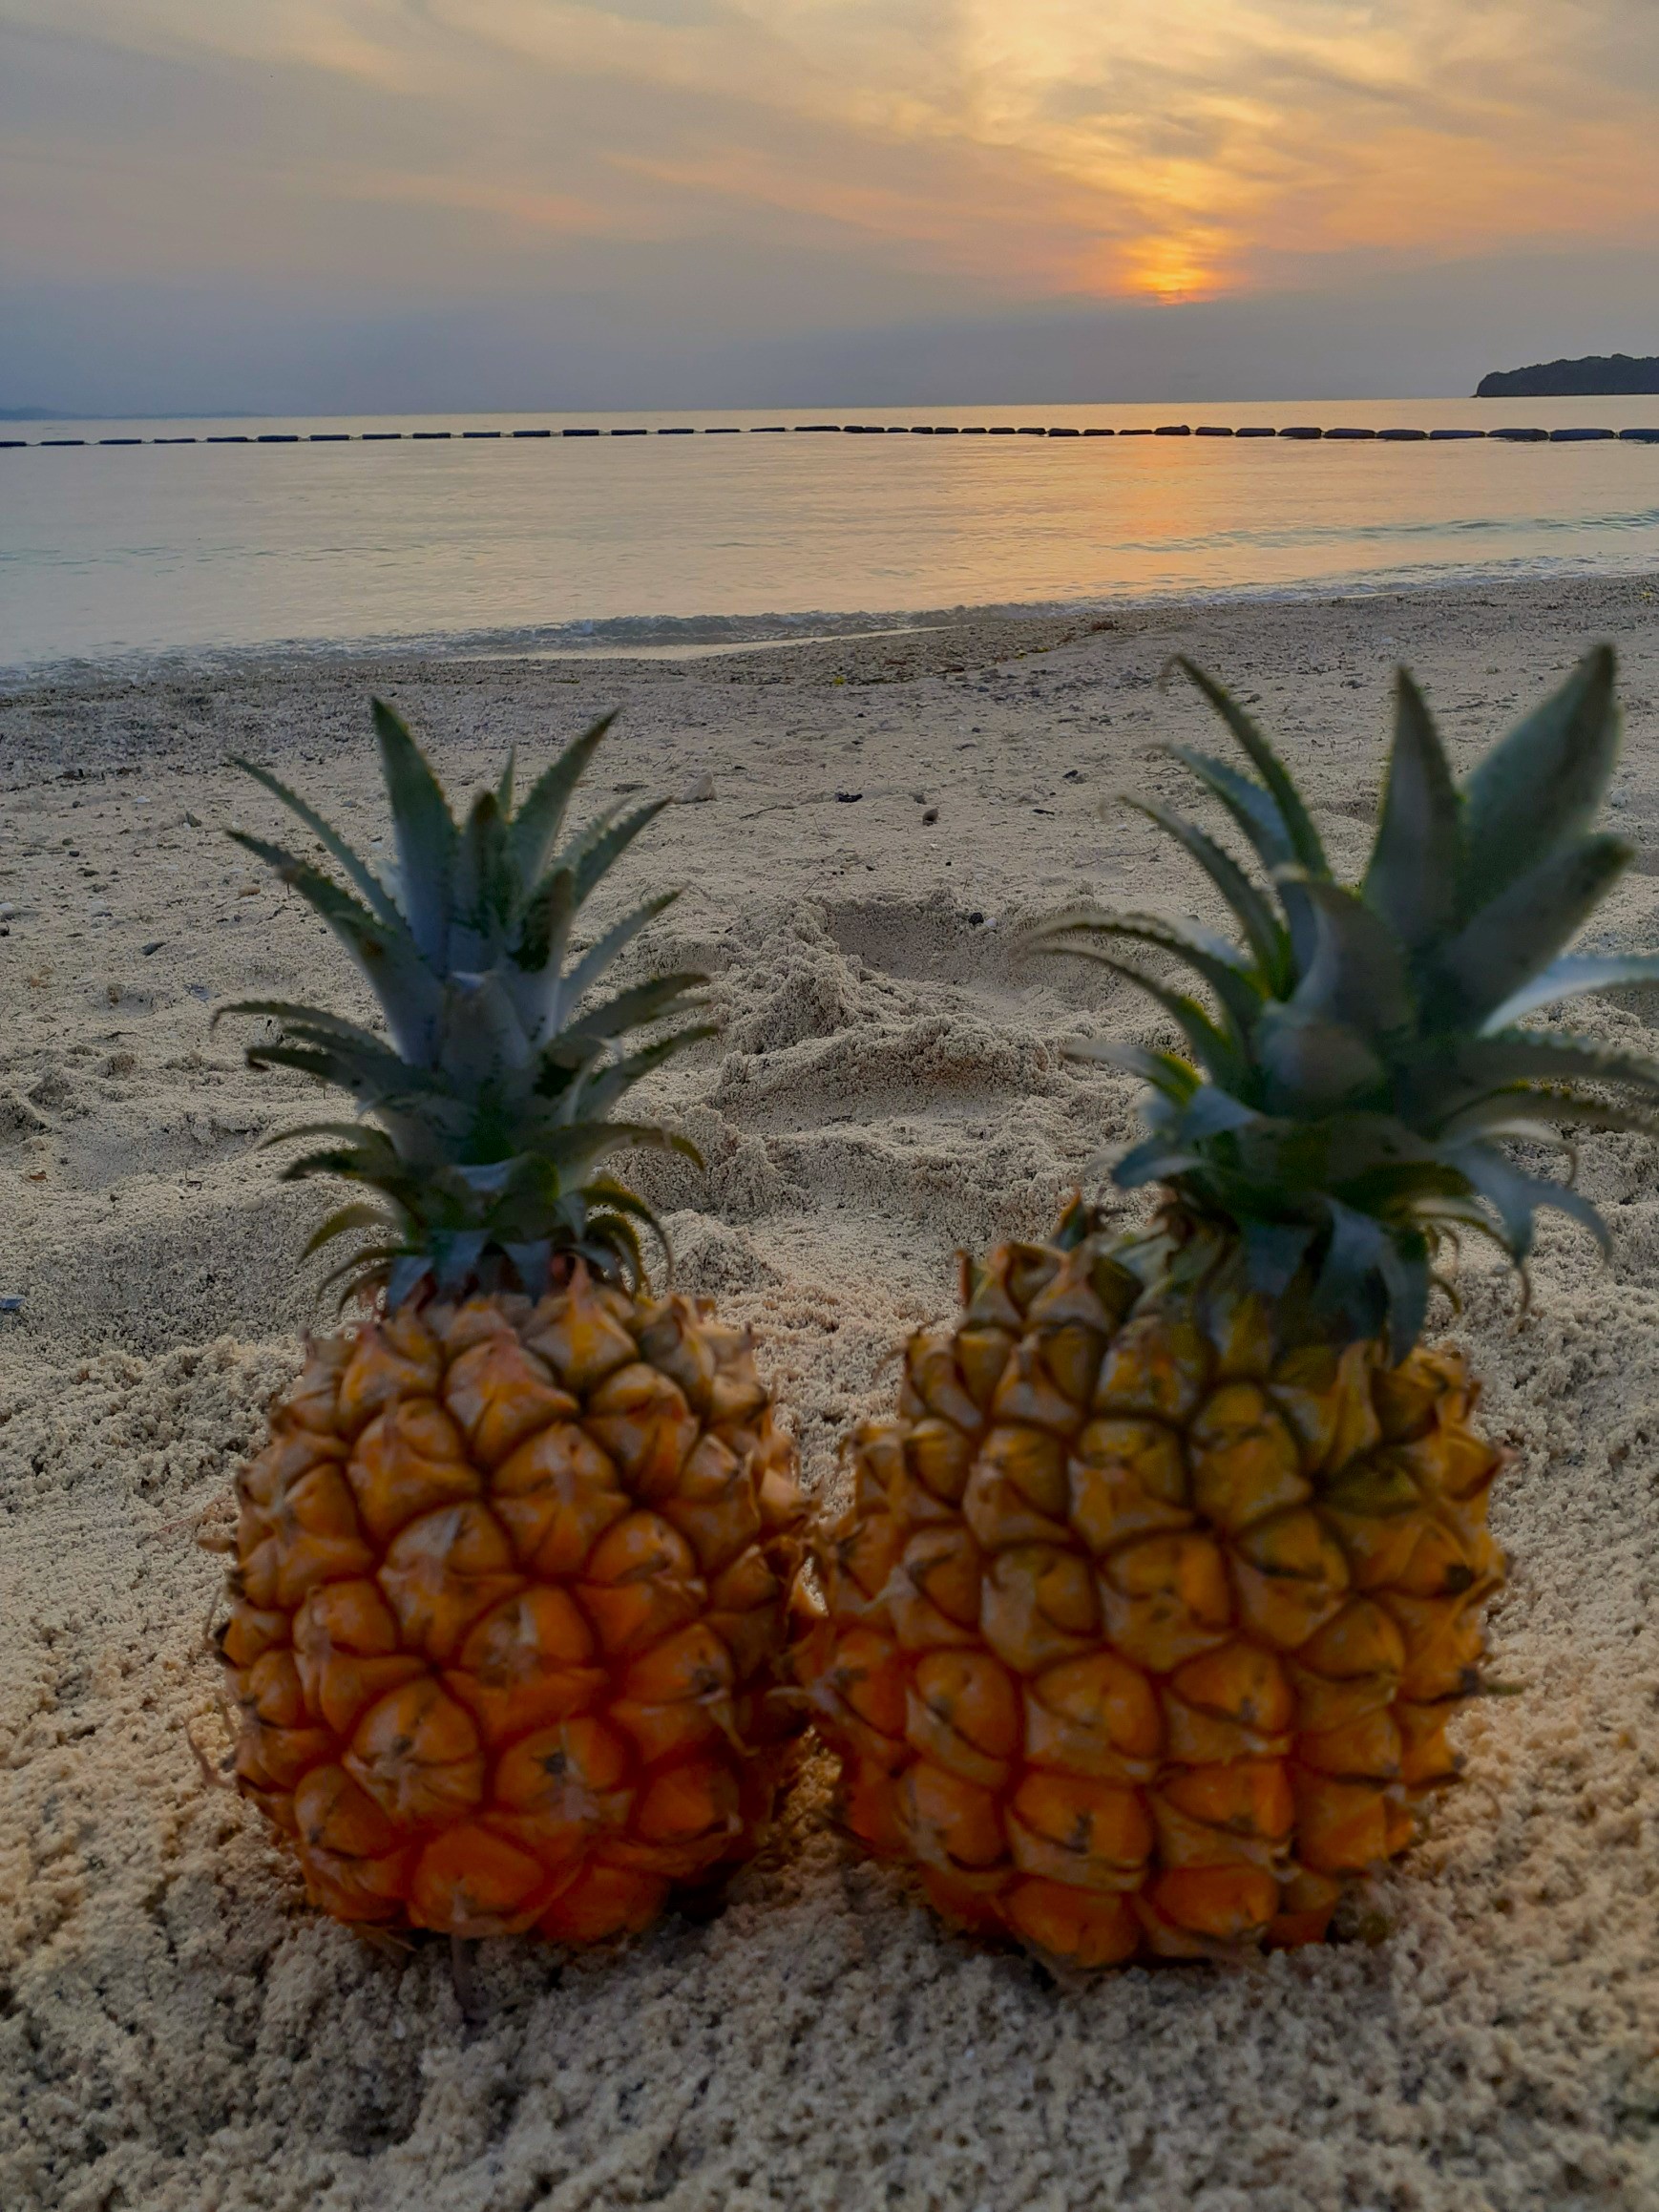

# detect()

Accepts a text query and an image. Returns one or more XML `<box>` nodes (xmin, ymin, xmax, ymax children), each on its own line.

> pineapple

<box><xmin>218</xmin><ymin>704</ymin><xmax>806</xmax><ymax>1943</ymax></box>
<box><xmin>797</xmin><ymin>646</ymin><xmax>1659</xmax><ymax>1965</ymax></box>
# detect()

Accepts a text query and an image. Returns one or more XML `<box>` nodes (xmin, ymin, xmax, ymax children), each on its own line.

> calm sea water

<box><xmin>4</xmin><ymin>397</ymin><xmax>1658</xmax><ymax>674</ymax></box>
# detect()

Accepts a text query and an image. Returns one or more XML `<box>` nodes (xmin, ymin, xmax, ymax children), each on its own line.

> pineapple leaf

<box><xmin>227</xmin><ymin>829</ymin><xmax>441</xmax><ymax>1059</ymax></box>
<box><xmin>583</xmin><ymin>1210</ymin><xmax>647</xmax><ymax>1287</ymax></box>
<box><xmin>1166</xmin><ymin>744</ymin><xmax>1319</xmax><ymax>970</ymax></box>
<box><xmin>561</xmin><ymin>1030</ymin><xmax>716</xmax><ymax>1119</ymax></box>
<box><xmin>1452</xmin><ymin>1145</ymin><xmax>1610</xmax><ymax>1261</ymax></box>
<box><xmin>509</xmin><ymin>711</ymin><xmax>616</xmax><ymax>884</ymax></box>
<box><xmin>1438</xmin><ymin>1085</ymin><xmax>1659</xmax><ymax>1143</ymax></box>
<box><xmin>256</xmin><ymin>1118</ymin><xmax>400</xmax><ymax>1153</ymax></box>
<box><xmin>1065</xmin><ymin>1038</ymin><xmax>1204</xmax><ymax>1106</ymax></box>
<box><xmin>535</xmin><ymin>1022</ymin><xmax>700</xmax><ymax>1104</ymax></box>
<box><xmin>1312</xmin><ymin>1201</ymin><xmax>1391</xmax><ymax>1332</ymax></box>
<box><xmin>1172</xmin><ymin>658</ymin><xmax>1328</xmax><ymax>878</ymax></box>
<box><xmin>1242</xmin><ymin>1219</ymin><xmax>1315</xmax><ymax>1296</ymax></box>
<box><xmin>561</xmin><ymin>973</ymin><xmax>706</xmax><ymax>1047</ymax></box>
<box><xmin>515</xmin><ymin>865</ymin><xmax>578</xmax><ymax>982</ymax></box>
<box><xmin>303</xmin><ymin>1202</ymin><xmax>400</xmax><ymax>1257</ymax></box>
<box><xmin>232</xmin><ymin>760</ymin><xmax>402</xmax><ymax>928</ymax></box>
<box><xmin>372</xmin><ymin>698</ymin><xmax>457</xmax><ymax>965</ymax></box>
<box><xmin>213</xmin><ymin>999</ymin><xmax>388</xmax><ymax>1059</ymax></box>
<box><xmin>1065</xmin><ymin>965</ymin><xmax>1245</xmax><ymax>1086</ymax></box>
<box><xmin>567</xmin><ymin>800</ymin><xmax>673</xmax><ymax>911</ymax></box>
<box><xmin>430</xmin><ymin>1228</ymin><xmax>491</xmax><ymax>1293</ymax></box>
<box><xmin>1166</xmin><ymin>747</ymin><xmax>1294</xmax><ymax>871</ymax></box>
<box><xmin>1362</xmin><ymin>672</ymin><xmax>1460</xmax><ymax>954</ymax></box>
<box><xmin>1430</xmin><ymin>833</ymin><xmax>1633</xmax><ymax>1027</ymax></box>
<box><xmin>1113</xmin><ymin>1133</ymin><xmax>1205</xmax><ymax>1187</ymax></box>
<box><xmin>1460</xmin><ymin>646</ymin><xmax>1619</xmax><ymax>916</ymax></box>
<box><xmin>1480</xmin><ymin>952</ymin><xmax>1659</xmax><ymax>1034</ymax></box>
<box><xmin>560</xmin><ymin>892</ymin><xmax>682</xmax><ymax>1012</ymax></box>
<box><xmin>501</xmin><ymin>1237</ymin><xmax>552</xmax><ymax>1297</ymax></box>
<box><xmin>1126</xmin><ymin>798</ymin><xmax>1291</xmax><ymax>990</ymax></box>
<box><xmin>321</xmin><ymin>1243</ymin><xmax>417</xmax><ymax>1304</ymax></box>
<box><xmin>1436</xmin><ymin>1027</ymin><xmax>1659</xmax><ymax>1101</ymax></box>
<box><xmin>451</xmin><ymin>790</ymin><xmax>515</xmax><ymax>968</ymax></box>
<box><xmin>1036</xmin><ymin>910</ymin><xmax>1263</xmax><ymax>1043</ymax></box>
<box><xmin>1280</xmin><ymin>874</ymin><xmax>1414</xmax><ymax>1039</ymax></box>
<box><xmin>242</xmin><ymin>1040</ymin><xmax>422</xmax><ymax>1098</ymax></box>
<box><xmin>1255</xmin><ymin>1007</ymin><xmax>1387</xmax><ymax>1114</ymax></box>
<box><xmin>437</xmin><ymin>972</ymin><xmax>536</xmax><ymax>1085</ymax></box>
<box><xmin>386</xmin><ymin>1253</ymin><xmax>435</xmax><ymax>1309</ymax></box>
<box><xmin>1375</xmin><ymin>1230</ymin><xmax>1430</xmax><ymax>1363</ymax></box>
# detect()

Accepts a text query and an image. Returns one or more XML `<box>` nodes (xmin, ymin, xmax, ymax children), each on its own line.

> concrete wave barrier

<box><xmin>7</xmin><ymin>421</ymin><xmax>1658</xmax><ymax>451</ymax></box>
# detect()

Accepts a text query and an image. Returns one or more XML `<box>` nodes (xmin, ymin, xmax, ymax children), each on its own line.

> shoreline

<box><xmin>6</xmin><ymin>567</ymin><xmax>1659</xmax><ymax>2209</ymax></box>
<box><xmin>9</xmin><ymin>555</ymin><xmax>1659</xmax><ymax>695</ymax></box>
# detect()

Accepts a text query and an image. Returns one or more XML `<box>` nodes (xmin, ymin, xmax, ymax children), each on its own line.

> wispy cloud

<box><xmin>3</xmin><ymin>0</ymin><xmax>1655</xmax><ymax>309</ymax></box>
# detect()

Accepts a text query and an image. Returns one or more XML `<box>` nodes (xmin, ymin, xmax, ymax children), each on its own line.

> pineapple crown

<box><xmin>221</xmin><ymin>701</ymin><xmax>706</xmax><ymax>1309</ymax></box>
<box><xmin>1038</xmin><ymin>647</ymin><xmax>1659</xmax><ymax>1357</ymax></box>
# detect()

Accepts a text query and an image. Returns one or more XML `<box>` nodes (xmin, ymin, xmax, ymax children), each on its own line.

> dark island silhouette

<box><xmin>1477</xmin><ymin>353</ymin><xmax>1659</xmax><ymax>398</ymax></box>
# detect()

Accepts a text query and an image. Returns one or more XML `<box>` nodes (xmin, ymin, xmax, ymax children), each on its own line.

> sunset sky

<box><xmin>4</xmin><ymin>0</ymin><xmax>1658</xmax><ymax>411</ymax></box>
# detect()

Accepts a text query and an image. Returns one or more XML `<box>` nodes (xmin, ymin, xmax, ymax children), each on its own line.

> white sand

<box><xmin>4</xmin><ymin>578</ymin><xmax>1659</xmax><ymax>2210</ymax></box>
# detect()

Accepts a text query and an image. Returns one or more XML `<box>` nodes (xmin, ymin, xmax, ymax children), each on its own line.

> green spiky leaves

<box><xmin>222</xmin><ymin>704</ymin><xmax>706</xmax><ymax>1309</ymax></box>
<box><xmin>1039</xmin><ymin>647</ymin><xmax>1659</xmax><ymax>1358</ymax></box>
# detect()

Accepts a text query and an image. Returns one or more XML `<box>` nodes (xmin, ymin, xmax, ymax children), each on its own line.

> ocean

<box><xmin>4</xmin><ymin>397</ymin><xmax>1658</xmax><ymax>675</ymax></box>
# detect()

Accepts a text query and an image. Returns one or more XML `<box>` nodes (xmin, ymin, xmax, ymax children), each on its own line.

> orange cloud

<box><xmin>6</xmin><ymin>0</ymin><xmax>1657</xmax><ymax>303</ymax></box>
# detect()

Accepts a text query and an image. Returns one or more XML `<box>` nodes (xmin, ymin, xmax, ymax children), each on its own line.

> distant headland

<box><xmin>1476</xmin><ymin>353</ymin><xmax>1659</xmax><ymax>398</ymax></box>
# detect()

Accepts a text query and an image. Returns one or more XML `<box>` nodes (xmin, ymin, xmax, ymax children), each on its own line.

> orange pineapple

<box><xmin>798</xmin><ymin>649</ymin><xmax>1659</xmax><ymax>1964</ymax></box>
<box><xmin>220</xmin><ymin>705</ymin><xmax>805</xmax><ymax>1941</ymax></box>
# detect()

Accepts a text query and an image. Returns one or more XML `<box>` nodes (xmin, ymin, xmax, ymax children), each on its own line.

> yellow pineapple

<box><xmin>797</xmin><ymin>647</ymin><xmax>1659</xmax><ymax>1964</ymax></box>
<box><xmin>219</xmin><ymin>705</ymin><xmax>805</xmax><ymax>1942</ymax></box>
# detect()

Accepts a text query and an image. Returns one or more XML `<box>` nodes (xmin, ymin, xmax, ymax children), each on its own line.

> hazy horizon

<box><xmin>4</xmin><ymin>3</ymin><xmax>1658</xmax><ymax>417</ymax></box>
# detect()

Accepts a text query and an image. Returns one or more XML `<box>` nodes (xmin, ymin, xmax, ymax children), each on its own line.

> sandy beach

<box><xmin>6</xmin><ymin>573</ymin><xmax>1659</xmax><ymax>2211</ymax></box>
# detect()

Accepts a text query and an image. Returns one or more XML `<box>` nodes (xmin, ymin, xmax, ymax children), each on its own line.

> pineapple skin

<box><xmin>223</xmin><ymin>1265</ymin><xmax>807</xmax><ymax>1943</ymax></box>
<box><xmin>796</xmin><ymin>1230</ymin><xmax>1504</xmax><ymax>1966</ymax></box>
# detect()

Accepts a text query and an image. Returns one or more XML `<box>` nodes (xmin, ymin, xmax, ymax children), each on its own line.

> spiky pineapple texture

<box><xmin>1038</xmin><ymin>647</ymin><xmax>1659</xmax><ymax>1352</ymax></box>
<box><xmin>800</xmin><ymin>1212</ymin><xmax>1504</xmax><ymax>1967</ymax></box>
<box><xmin>224</xmin><ymin>701</ymin><xmax>706</xmax><ymax>1309</ymax></box>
